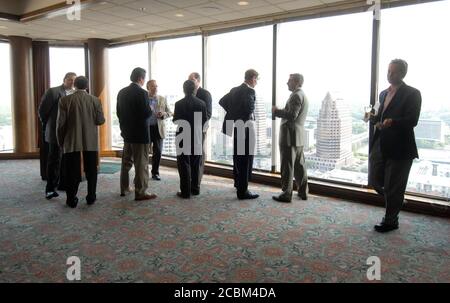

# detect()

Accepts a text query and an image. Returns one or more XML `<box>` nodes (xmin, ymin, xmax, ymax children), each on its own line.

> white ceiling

<box><xmin>0</xmin><ymin>0</ymin><xmax>351</xmax><ymax>42</ymax></box>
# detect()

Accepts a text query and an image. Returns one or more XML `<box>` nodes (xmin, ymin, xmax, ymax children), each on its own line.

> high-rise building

<box><xmin>306</xmin><ymin>92</ymin><xmax>353</xmax><ymax>171</ymax></box>
<box><xmin>415</xmin><ymin>119</ymin><xmax>445</xmax><ymax>143</ymax></box>
<box><xmin>254</xmin><ymin>95</ymin><xmax>267</xmax><ymax>156</ymax></box>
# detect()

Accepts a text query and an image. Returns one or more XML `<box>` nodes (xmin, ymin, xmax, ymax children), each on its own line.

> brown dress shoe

<box><xmin>135</xmin><ymin>193</ymin><xmax>157</xmax><ymax>201</ymax></box>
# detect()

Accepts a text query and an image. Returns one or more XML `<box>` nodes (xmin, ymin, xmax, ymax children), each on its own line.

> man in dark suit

<box><xmin>367</xmin><ymin>59</ymin><xmax>421</xmax><ymax>233</ymax></box>
<box><xmin>173</xmin><ymin>80</ymin><xmax>207</xmax><ymax>199</ymax></box>
<box><xmin>221</xmin><ymin>69</ymin><xmax>259</xmax><ymax>200</ymax></box>
<box><xmin>38</xmin><ymin>72</ymin><xmax>76</xmax><ymax>200</ymax></box>
<box><xmin>188</xmin><ymin>72</ymin><xmax>212</xmax><ymax>185</ymax></box>
<box><xmin>117</xmin><ymin>67</ymin><xmax>157</xmax><ymax>201</ymax></box>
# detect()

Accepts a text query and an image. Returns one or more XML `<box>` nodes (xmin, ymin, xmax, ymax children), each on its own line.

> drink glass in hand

<box><xmin>363</xmin><ymin>105</ymin><xmax>373</xmax><ymax>122</ymax></box>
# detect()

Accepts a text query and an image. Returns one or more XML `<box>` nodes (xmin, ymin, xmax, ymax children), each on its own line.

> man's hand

<box><xmin>382</xmin><ymin>118</ymin><xmax>393</xmax><ymax>128</ymax></box>
<box><xmin>157</xmin><ymin>111</ymin><xmax>164</xmax><ymax>119</ymax></box>
<box><xmin>272</xmin><ymin>106</ymin><xmax>278</xmax><ymax>114</ymax></box>
<box><xmin>375</xmin><ymin>118</ymin><xmax>393</xmax><ymax>130</ymax></box>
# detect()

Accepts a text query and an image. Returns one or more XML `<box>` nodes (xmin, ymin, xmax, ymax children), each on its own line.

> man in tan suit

<box><xmin>272</xmin><ymin>73</ymin><xmax>309</xmax><ymax>203</ymax></box>
<box><xmin>146</xmin><ymin>80</ymin><xmax>172</xmax><ymax>181</ymax></box>
<box><xmin>57</xmin><ymin>76</ymin><xmax>105</xmax><ymax>208</ymax></box>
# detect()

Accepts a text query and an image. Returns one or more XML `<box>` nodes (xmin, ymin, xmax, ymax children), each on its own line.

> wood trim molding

<box><xmin>0</xmin><ymin>12</ymin><xmax>20</xmax><ymax>21</ymax></box>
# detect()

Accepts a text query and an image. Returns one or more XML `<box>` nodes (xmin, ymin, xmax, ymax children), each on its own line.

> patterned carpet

<box><xmin>0</xmin><ymin>159</ymin><xmax>448</xmax><ymax>283</ymax></box>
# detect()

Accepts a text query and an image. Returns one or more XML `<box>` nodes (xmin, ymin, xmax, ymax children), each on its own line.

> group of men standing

<box><xmin>38</xmin><ymin>58</ymin><xmax>421</xmax><ymax>234</ymax></box>
<box><xmin>39</xmin><ymin>74</ymin><xmax>105</xmax><ymax>208</ymax></box>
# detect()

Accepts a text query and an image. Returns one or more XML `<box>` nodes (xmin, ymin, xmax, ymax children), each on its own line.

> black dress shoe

<box><xmin>177</xmin><ymin>192</ymin><xmax>190</xmax><ymax>199</ymax></box>
<box><xmin>374</xmin><ymin>222</ymin><xmax>399</xmax><ymax>233</ymax></box>
<box><xmin>237</xmin><ymin>191</ymin><xmax>259</xmax><ymax>200</ymax></box>
<box><xmin>66</xmin><ymin>197</ymin><xmax>79</xmax><ymax>208</ymax></box>
<box><xmin>46</xmin><ymin>191</ymin><xmax>59</xmax><ymax>200</ymax></box>
<box><xmin>191</xmin><ymin>190</ymin><xmax>200</xmax><ymax>196</ymax></box>
<box><xmin>298</xmin><ymin>192</ymin><xmax>308</xmax><ymax>200</ymax></box>
<box><xmin>86</xmin><ymin>194</ymin><xmax>96</xmax><ymax>205</ymax></box>
<box><xmin>152</xmin><ymin>174</ymin><xmax>161</xmax><ymax>181</ymax></box>
<box><xmin>272</xmin><ymin>195</ymin><xmax>291</xmax><ymax>203</ymax></box>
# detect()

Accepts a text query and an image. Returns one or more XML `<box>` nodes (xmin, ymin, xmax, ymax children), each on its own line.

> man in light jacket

<box><xmin>146</xmin><ymin>80</ymin><xmax>172</xmax><ymax>181</ymax></box>
<box><xmin>272</xmin><ymin>73</ymin><xmax>309</xmax><ymax>203</ymax></box>
<box><xmin>57</xmin><ymin>76</ymin><xmax>105</xmax><ymax>208</ymax></box>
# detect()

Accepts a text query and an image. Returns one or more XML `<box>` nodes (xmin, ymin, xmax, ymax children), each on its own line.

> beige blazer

<box><xmin>56</xmin><ymin>90</ymin><xmax>105</xmax><ymax>153</ymax></box>
<box><xmin>274</xmin><ymin>88</ymin><xmax>309</xmax><ymax>147</ymax></box>
<box><xmin>151</xmin><ymin>95</ymin><xmax>173</xmax><ymax>139</ymax></box>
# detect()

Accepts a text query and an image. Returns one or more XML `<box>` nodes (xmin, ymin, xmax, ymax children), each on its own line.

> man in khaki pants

<box><xmin>117</xmin><ymin>67</ymin><xmax>157</xmax><ymax>201</ymax></box>
<box><xmin>272</xmin><ymin>73</ymin><xmax>309</xmax><ymax>203</ymax></box>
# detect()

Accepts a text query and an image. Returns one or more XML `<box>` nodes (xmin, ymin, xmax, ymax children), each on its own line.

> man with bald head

<box><xmin>146</xmin><ymin>80</ymin><xmax>172</xmax><ymax>181</ymax></box>
<box><xmin>38</xmin><ymin>72</ymin><xmax>76</xmax><ymax>200</ymax></box>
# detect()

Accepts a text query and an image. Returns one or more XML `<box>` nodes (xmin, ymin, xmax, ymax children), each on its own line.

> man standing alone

<box><xmin>368</xmin><ymin>59</ymin><xmax>421</xmax><ymax>233</ymax></box>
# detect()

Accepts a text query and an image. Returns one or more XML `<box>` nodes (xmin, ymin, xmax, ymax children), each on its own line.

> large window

<box><xmin>0</xmin><ymin>42</ymin><xmax>12</xmax><ymax>152</ymax></box>
<box><xmin>108</xmin><ymin>42</ymin><xmax>149</xmax><ymax>149</ymax></box>
<box><xmin>49</xmin><ymin>47</ymin><xmax>85</xmax><ymax>87</ymax></box>
<box><xmin>379</xmin><ymin>1</ymin><xmax>450</xmax><ymax>200</ymax></box>
<box><xmin>151</xmin><ymin>35</ymin><xmax>202</xmax><ymax>157</ymax></box>
<box><xmin>277</xmin><ymin>12</ymin><xmax>373</xmax><ymax>184</ymax></box>
<box><xmin>206</xmin><ymin>26</ymin><xmax>273</xmax><ymax>170</ymax></box>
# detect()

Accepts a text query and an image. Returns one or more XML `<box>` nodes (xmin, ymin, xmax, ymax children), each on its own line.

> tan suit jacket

<box><xmin>275</xmin><ymin>88</ymin><xmax>309</xmax><ymax>147</ymax></box>
<box><xmin>151</xmin><ymin>95</ymin><xmax>172</xmax><ymax>139</ymax></box>
<box><xmin>57</xmin><ymin>90</ymin><xmax>105</xmax><ymax>153</ymax></box>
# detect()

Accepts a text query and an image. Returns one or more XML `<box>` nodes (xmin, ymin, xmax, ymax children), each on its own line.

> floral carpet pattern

<box><xmin>0</xmin><ymin>160</ymin><xmax>449</xmax><ymax>283</ymax></box>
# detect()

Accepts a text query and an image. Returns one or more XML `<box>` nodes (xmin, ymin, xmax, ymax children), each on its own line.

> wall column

<box><xmin>87</xmin><ymin>38</ymin><xmax>111</xmax><ymax>151</ymax></box>
<box><xmin>9</xmin><ymin>36</ymin><xmax>36</xmax><ymax>153</ymax></box>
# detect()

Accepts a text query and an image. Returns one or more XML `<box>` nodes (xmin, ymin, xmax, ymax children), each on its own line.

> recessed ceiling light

<box><xmin>139</xmin><ymin>7</ymin><xmax>146</xmax><ymax>11</ymax></box>
<box><xmin>175</xmin><ymin>13</ymin><xmax>184</xmax><ymax>17</ymax></box>
<box><xmin>237</xmin><ymin>1</ymin><xmax>249</xmax><ymax>5</ymax></box>
<box><xmin>126</xmin><ymin>23</ymin><xmax>135</xmax><ymax>26</ymax></box>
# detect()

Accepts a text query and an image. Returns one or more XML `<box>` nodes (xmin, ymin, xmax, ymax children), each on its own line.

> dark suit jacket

<box><xmin>196</xmin><ymin>87</ymin><xmax>212</xmax><ymax>121</ymax></box>
<box><xmin>38</xmin><ymin>85</ymin><xmax>68</xmax><ymax>144</ymax></box>
<box><xmin>173</xmin><ymin>95</ymin><xmax>207</xmax><ymax>155</ymax></box>
<box><xmin>219</xmin><ymin>83</ymin><xmax>256</xmax><ymax>136</ymax></box>
<box><xmin>370</xmin><ymin>82</ymin><xmax>421</xmax><ymax>160</ymax></box>
<box><xmin>116</xmin><ymin>83</ymin><xmax>152</xmax><ymax>144</ymax></box>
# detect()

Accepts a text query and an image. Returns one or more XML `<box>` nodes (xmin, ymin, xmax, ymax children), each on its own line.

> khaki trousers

<box><xmin>280</xmin><ymin>145</ymin><xmax>308</xmax><ymax>199</ymax></box>
<box><xmin>120</xmin><ymin>143</ymin><xmax>150</xmax><ymax>198</ymax></box>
